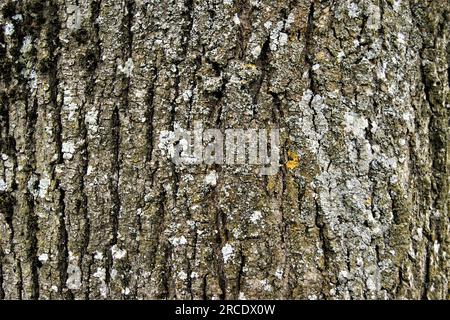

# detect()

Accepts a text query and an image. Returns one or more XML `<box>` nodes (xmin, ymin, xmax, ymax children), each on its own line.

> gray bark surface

<box><xmin>0</xmin><ymin>0</ymin><xmax>448</xmax><ymax>299</ymax></box>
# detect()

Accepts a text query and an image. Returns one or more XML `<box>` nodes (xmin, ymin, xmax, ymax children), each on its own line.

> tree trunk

<box><xmin>0</xmin><ymin>0</ymin><xmax>448</xmax><ymax>300</ymax></box>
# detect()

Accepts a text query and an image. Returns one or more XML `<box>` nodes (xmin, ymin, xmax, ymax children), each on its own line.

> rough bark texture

<box><xmin>0</xmin><ymin>0</ymin><xmax>448</xmax><ymax>300</ymax></box>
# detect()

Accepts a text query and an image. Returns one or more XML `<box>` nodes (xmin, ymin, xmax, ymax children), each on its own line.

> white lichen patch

<box><xmin>433</xmin><ymin>241</ymin><xmax>440</xmax><ymax>255</ymax></box>
<box><xmin>377</xmin><ymin>56</ymin><xmax>388</xmax><ymax>75</ymax></box>
<box><xmin>12</xmin><ymin>14</ymin><xmax>23</xmax><ymax>21</ymax></box>
<box><xmin>204</xmin><ymin>170</ymin><xmax>218</xmax><ymax>186</ymax></box>
<box><xmin>397</xmin><ymin>32</ymin><xmax>407</xmax><ymax>45</ymax></box>
<box><xmin>366</xmin><ymin>276</ymin><xmax>378</xmax><ymax>291</ymax></box>
<box><xmin>293</xmin><ymin>90</ymin><xmax>329</xmax><ymax>158</ymax></box>
<box><xmin>38</xmin><ymin>177</ymin><xmax>51</xmax><ymax>198</ymax></box>
<box><xmin>347</xmin><ymin>2</ymin><xmax>360</xmax><ymax>18</ymax></box>
<box><xmin>274</xmin><ymin>267</ymin><xmax>283</xmax><ymax>279</ymax></box>
<box><xmin>30</xmin><ymin>70</ymin><xmax>38</xmax><ymax>90</ymax></box>
<box><xmin>222</xmin><ymin>243</ymin><xmax>234</xmax><ymax>263</ymax></box>
<box><xmin>118</xmin><ymin>58</ymin><xmax>134</xmax><ymax>77</ymax></box>
<box><xmin>86</xmin><ymin>165</ymin><xmax>94</xmax><ymax>176</ymax></box>
<box><xmin>3</xmin><ymin>23</ymin><xmax>14</xmax><ymax>36</ymax></box>
<box><xmin>338</xmin><ymin>270</ymin><xmax>349</xmax><ymax>282</ymax></box>
<box><xmin>67</xmin><ymin>5</ymin><xmax>82</xmax><ymax>30</ymax></box>
<box><xmin>178</xmin><ymin>271</ymin><xmax>188</xmax><ymax>281</ymax></box>
<box><xmin>232</xmin><ymin>228</ymin><xmax>242</xmax><ymax>238</ymax></box>
<box><xmin>233</xmin><ymin>14</ymin><xmax>241</xmax><ymax>25</ymax></box>
<box><xmin>111</xmin><ymin>245</ymin><xmax>127</xmax><ymax>260</ymax></box>
<box><xmin>251</xmin><ymin>45</ymin><xmax>261</xmax><ymax>59</ymax></box>
<box><xmin>393</xmin><ymin>0</ymin><xmax>402</xmax><ymax>12</ymax></box>
<box><xmin>85</xmin><ymin>109</ymin><xmax>98</xmax><ymax>126</ymax></box>
<box><xmin>66</xmin><ymin>264</ymin><xmax>82</xmax><ymax>290</ymax></box>
<box><xmin>390</xmin><ymin>175</ymin><xmax>398</xmax><ymax>184</ymax></box>
<box><xmin>286</xmin><ymin>12</ymin><xmax>296</xmax><ymax>28</ymax></box>
<box><xmin>38</xmin><ymin>253</ymin><xmax>49</xmax><ymax>263</ymax></box>
<box><xmin>238</xmin><ymin>292</ymin><xmax>246</xmax><ymax>300</ymax></box>
<box><xmin>182</xmin><ymin>89</ymin><xmax>192</xmax><ymax>102</ymax></box>
<box><xmin>260</xmin><ymin>279</ymin><xmax>272</xmax><ymax>292</ymax></box>
<box><xmin>0</xmin><ymin>179</ymin><xmax>7</xmax><ymax>191</ymax></box>
<box><xmin>269</xmin><ymin>21</ymin><xmax>286</xmax><ymax>51</ymax></box>
<box><xmin>367</xmin><ymin>4</ymin><xmax>381</xmax><ymax>30</ymax></box>
<box><xmin>158</xmin><ymin>130</ymin><xmax>176</xmax><ymax>157</ymax></box>
<box><xmin>20</xmin><ymin>36</ymin><xmax>33</xmax><ymax>54</ymax></box>
<box><xmin>344</xmin><ymin>112</ymin><xmax>368</xmax><ymax>138</ymax></box>
<box><xmin>94</xmin><ymin>251</ymin><xmax>104</xmax><ymax>260</ymax></box>
<box><xmin>93</xmin><ymin>267</ymin><xmax>106</xmax><ymax>279</ymax></box>
<box><xmin>20</xmin><ymin>68</ymin><xmax>38</xmax><ymax>91</ymax></box>
<box><xmin>250</xmin><ymin>210</ymin><xmax>262</xmax><ymax>223</ymax></box>
<box><xmin>278</xmin><ymin>32</ymin><xmax>288</xmax><ymax>46</ymax></box>
<box><xmin>62</xmin><ymin>89</ymin><xmax>78</xmax><ymax>120</ymax></box>
<box><xmin>100</xmin><ymin>282</ymin><xmax>108</xmax><ymax>298</ymax></box>
<box><xmin>62</xmin><ymin>141</ymin><xmax>76</xmax><ymax>160</ymax></box>
<box><xmin>414</xmin><ymin>228</ymin><xmax>423</xmax><ymax>242</ymax></box>
<box><xmin>204</xmin><ymin>76</ymin><xmax>223</xmax><ymax>92</ymax></box>
<box><xmin>27</xmin><ymin>174</ymin><xmax>39</xmax><ymax>197</ymax></box>
<box><xmin>170</xmin><ymin>235</ymin><xmax>188</xmax><ymax>246</ymax></box>
<box><xmin>110</xmin><ymin>269</ymin><xmax>118</xmax><ymax>280</ymax></box>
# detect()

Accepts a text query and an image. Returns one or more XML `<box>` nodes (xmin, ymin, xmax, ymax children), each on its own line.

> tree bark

<box><xmin>0</xmin><ymin>0</ymin><xmax>448</xmax><ymax>300</ymax></box>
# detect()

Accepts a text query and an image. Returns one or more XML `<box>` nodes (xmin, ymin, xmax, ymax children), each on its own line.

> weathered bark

<box><xmin>0</xmin><ymin>0</ymin><xmax>448</xmax><ymax>300</ymax></box>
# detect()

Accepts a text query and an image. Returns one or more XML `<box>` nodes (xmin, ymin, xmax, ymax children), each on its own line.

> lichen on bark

<box><xmin>0</xmin><ymin>0</ymin><xmax>448</xmax><ymax>300</ymax></box>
